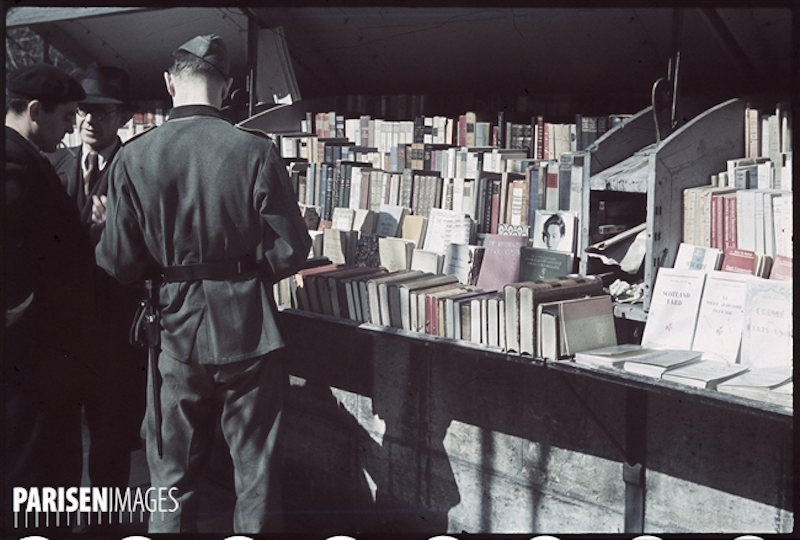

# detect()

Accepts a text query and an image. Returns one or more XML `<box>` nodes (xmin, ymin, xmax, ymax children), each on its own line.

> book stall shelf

<box><xmin>277</xmin><ymin>306</ymin><xmax>792</xmax><ymax>533</ymax></box>
<box><xmin>255</xmin><ymin>92</ymin><xmax>791</xmax><ymax>533</ymax></box>
<box><xmin>280</xmin><ymin>308</ymin><xmax>792</xmax><ymax>423</ymax></box>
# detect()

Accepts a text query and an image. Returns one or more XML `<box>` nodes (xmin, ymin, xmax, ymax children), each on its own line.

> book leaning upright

<box><xmin>641</xmin><ymin>268</ymin><xmax>706</xmax><ymax>350</ymax></box>
<box><xmin>740</xmin><ymin>276</ymin><xmax>793</xmax><ymax>368</ymax></box>
<box><xmin>690</xmin><ymin>271</ymin><xmax>748</xmax><ymax>364</ymax></box>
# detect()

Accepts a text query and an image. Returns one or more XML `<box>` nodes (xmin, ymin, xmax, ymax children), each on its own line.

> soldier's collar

<box><xmin>167</xmin><ymin>104</ymin><xmax>226</xmax><ymax>122</ymax></box>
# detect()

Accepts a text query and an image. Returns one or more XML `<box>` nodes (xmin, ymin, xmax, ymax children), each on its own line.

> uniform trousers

<box><xmin>145</xmin><ymin>348</ymin><xmax>286</xmax><ymax>534</ymax></box>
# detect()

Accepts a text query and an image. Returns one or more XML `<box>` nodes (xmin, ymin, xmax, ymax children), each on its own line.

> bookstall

<box><xmin>7</xmin><ymin>4</ymin><xmax>793</xmax><ymax>536</ymax></box>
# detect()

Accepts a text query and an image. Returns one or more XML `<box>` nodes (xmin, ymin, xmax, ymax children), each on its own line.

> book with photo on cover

<box><xmin>532</xmin><ymin>210</ymin><xmax>577</xmax><ymax>253</ymax></box>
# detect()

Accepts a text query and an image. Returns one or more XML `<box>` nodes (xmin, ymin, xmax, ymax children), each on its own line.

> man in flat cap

<box><xmin>48</xmin><ymin>64</ymin><xmax>146</xmax><ymax>533</ymax></box>
<box><xmin>3</xmin><ymin>63</ymin><xmax>93</xmax><ymax>533</ymax></box>
<box><xmin>95</xmin><ymin>35</ymin><xmax>310</xmax><ymax>534</ymax></box>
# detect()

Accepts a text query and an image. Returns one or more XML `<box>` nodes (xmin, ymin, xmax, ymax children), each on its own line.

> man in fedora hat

<box><xmin>48</xmin><ymin>64</ymin><xmax>147</xmax><ymax>528</ymax></box>
<box><xmin>4</xmin><ymin>62</ymin><xmax>90</xmax><ymax>533</ymax></box>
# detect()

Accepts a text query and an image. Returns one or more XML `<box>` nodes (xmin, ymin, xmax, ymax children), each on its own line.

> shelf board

<box><xmin>280</xmin><ymin>308</ymin><xmax>793</xmax><ymax>423</ymax></box>
<box><xmin>589</xmin><ymin>144</ymin><xmax>654</xmax><ymax>192</ymax></box>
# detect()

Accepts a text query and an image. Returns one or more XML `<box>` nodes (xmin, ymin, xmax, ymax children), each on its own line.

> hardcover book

<box><xmin>536</xmin><ymin>295</ymin><xmax>616</xmax><ymax>360</ymax></box>
<box><xmin>507</xmin><ymin>275</ymin><xmax>604</xmax><ymax>356</ymax></box>
<box><xmin>475</xmin><ymin>234</ymin><xmax>528</xmax><ymax>292</ymax></box>
<box><xmin>353</xmin><ymin>234</ymin><xmax>382</xmax><ymax>268</ymax></box>
<box><xmin>395</xmin><ymin>274</ymin><xmax>460</xmax><ymax>331</ymax></box>
<box><xmin>518</xmin><ymin>246</ymin><xmax>575</xmax><ymax>281</ymax></box>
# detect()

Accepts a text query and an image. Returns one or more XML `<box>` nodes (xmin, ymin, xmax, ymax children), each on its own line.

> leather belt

<box><xmin>161</xmin><ymin>256</ymin><xmax>259</xmax><ymax>282</ymax></box>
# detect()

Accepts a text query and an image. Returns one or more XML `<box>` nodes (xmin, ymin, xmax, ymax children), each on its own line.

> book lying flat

<box><xmin>573</xmin><ymin>343</ymin><xmax>658</xmax><ymax>368</ymax></box>
<box><xmin>622</xmin><ymin>349</ymin><xmax>703</xmax><ymax>378</ymax></box>
<box><xmin>661</xmin><ymin>360</ymin><xmax>750</xmax><ymax>390</ymax></box>
<box><xmin>716</xmin><ymin>365</ymin><xmax>793</xmax><ymax>403</ymax></box>
<box><xmin>766</xmin><ymin>381</ymin><xmax>793</xmax><ymax>408</ymax></box>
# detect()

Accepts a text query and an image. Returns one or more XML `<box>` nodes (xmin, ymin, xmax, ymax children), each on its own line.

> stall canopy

<box><xmin>7</xmin><ymin>5</ymin><xmax>793</xmax><ymax>106</ymax></box>
<box><xmin>6</xmin><ymin>6</ymin><xmax>251</xmax><ymax>102</ymax></box>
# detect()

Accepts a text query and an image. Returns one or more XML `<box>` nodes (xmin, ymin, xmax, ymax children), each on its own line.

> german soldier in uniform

<box><xmin>95</xmin><ymin>35</ymin><xmax>311</xmax><ymax>534</ymax></box>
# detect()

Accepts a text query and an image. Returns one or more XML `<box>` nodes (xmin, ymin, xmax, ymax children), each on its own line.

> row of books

<box><xmin>275</xmin><ymin>262</ymin><xmax>606</xmax><ymax>356</ymax></box>
<box><xmin>303</xmin><ymin>111</ymin><xmax>625</xmax><ymax>161</ymax></box>
<box><xmin>573</xmin><ymin>344</ymin><xmax>792</xmax><ymax>408</ymax></box>
<box><xmin>744</xmin><ymin>101</ymin><xmax>791</xmax><ymax>164</ymax></box>
<box><xmin>288</xmin><ymin>156</ymin><xmax>585</xmax><ymax>239</ymax></box>
<box><xmin>682</xmin><ymin>182</ymin><xmax>792</xmax><ymax>262</ymax></box>
<box><xmin>673</xmin><ymin>241</ymin><xmax>792</xmax><ymax>281</ymax></box>
<box><xmin>305</xmin><ymin>204</ymin><xmax>580</xmax><ymax>283</ymax></box>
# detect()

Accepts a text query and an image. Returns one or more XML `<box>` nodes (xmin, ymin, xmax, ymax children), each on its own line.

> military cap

<box><xmin>7</xmin><ymin>63</ymin><xmax>86</xmax><ymax>103</ymax></box>
<box><xmin>80</xmin><ymin>64</ymin><xmax>130</xmax><ymax>106</ymax></box>
<box><xmin>176</xmin><ymin>34</ymin><xmax>230</xmax><ymax>79</ymax></box>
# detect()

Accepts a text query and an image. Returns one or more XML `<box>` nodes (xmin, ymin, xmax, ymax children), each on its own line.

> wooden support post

<box><xmin>624</xmin><ymin>386</ymin><xmax>648</xmax><ymax>533</ymax></box>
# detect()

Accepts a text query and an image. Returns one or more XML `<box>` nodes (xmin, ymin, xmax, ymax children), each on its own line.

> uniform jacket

<box><xmin>95</xmin><ymin>105</ymin><xmax>311</xmax><ymax>365</ymax></box>
<box><xmin>3</xmin><ymin>126</ymin><xmax>95</xmax><ymax>356</ymax></box>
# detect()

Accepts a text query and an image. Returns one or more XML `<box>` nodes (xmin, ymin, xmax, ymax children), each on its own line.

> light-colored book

<box><xmin>443</xmin><ymin>244</ymin><xmax>485</xmax><ymax>286</ymax></box>
<box><xmin>661</xmin><ymin>360</ymin><xmax>749</xmax><ymax>389</ymax></box>
<box><xmin>423</xmin><ymin>208</ymin><xmax>474</xmax><ymax>256</ymax></box>
<box><xmin>740</xmin><ymin>276</ymin><xmax>793</xmax><ymax>368</ymax></box>
<box><xmin>378</xmin><ymin>236</ymin><xmax>415</xmax><ymax>272</ymax></box>
<box><xmin>716</xmin><ymin>365</ymin><xmax>793</xmax><ymax>403</ymax></box>
<box><xmin>375</xmin><ymin>204</ymin><xmax>409</xmax><ymax>237</ymax></box>
<box><xmin>395</xmin><ymin>274</ymin><xmax>459</xmax><ymax>331</ymax></box>
<box><xmin>641</xmin><ymin>268</ymin><xmax>706</xmax><ymax>350</ymax></box>
<box><xmin>574</xmin><ymin>344</ymin><xmax>659</xmax><ymax>369</ymax></box>
<box><xmin>673</xmin><ymin>242</ymin><xmax>722</xmax><ymax>273</ymax></box>
<box><xmin>622</xmin><ymin>349</ymin><xmax>703</xmax><ymax>378</ymax></box>
<box><xmin>690</xmin><ymin>271</ymin><xmax>748</xmax><ymax>364</ymax></box>
<box><xmin>322</xmin><ymin>228</ymin><xmax>357</xmax><ymax>265</ymax></box>
<box><xmin>331</xmin><ymin>207</ymin><xmax>356</xmax><ymax>231</ymax></box>
<box><xmin>767</xmin><ymin>381</ymin><xmax>793</xmax><ymax>408</ymax></box>
<box><xmin>410</xmin><ymin>248</ymin><xmax>444</xmax><ymax>275</ymax></box>
<box><xmin>400</xmin><ymin>214</ymin><xmax>428</xmax><ymax>248</ymax></box>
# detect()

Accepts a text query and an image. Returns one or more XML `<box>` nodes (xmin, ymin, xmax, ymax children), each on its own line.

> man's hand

<box><xmin>92</xmin><ymin>194</ymin><xmax>107</xmax><ymax>224</ymax></box>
